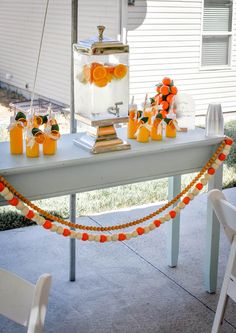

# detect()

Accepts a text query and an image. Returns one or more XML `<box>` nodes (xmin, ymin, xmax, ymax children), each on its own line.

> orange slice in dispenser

<box><xmin>89</xmin><ymin>62</ymin><xmax>100</xmax><ymax>83</ymax></box>
<box><xmin>106</xmin><ymin>72</ymin><xmax>113</xmax><ymax>83</ymax></box>
<box><xmin>107</xmin><ymin>66</ymin><xmax>115</xmax><ymax>74</ymax></box>
<box><xmin>83</xmin><ymin>65</ymin><xmax>91</xmax><ymax>83</ymax></box>
<box><xmin>113</xmin><ymin>64</ymin><xmax>127</xmax><ymax>79</ymax></box>
<box><xmin>94</xmin><ymin>77</ymin><xmax>109</xmax><ymax>88</ymax></box>
<box><xmin>92</xmin><ymin>65</ymin><xmax>107</xmax><ymax>81</ymax></box>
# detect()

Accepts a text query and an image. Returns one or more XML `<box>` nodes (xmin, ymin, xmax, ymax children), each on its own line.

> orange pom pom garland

<box><xmin>0</xmin><ymin>138</ymin><xmax>233</xmax><ymax>243</ymax></box>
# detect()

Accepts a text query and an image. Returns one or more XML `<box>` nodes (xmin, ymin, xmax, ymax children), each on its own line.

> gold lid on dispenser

<box><xmin>74</xmin><ymin>25</ymin><xmax>129</xmax><ymax>55</ymax></box>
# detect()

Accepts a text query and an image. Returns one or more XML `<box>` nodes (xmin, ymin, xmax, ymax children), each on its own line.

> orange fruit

<box><xmin>155</xmin><ymin>94</ymin><xmax>162</xmax><ymax>104</ymax></box>
<box><xmin>162</xmin><ymin>77</ymin><xmax>172</xmax><ymax>86</ymax></box>
<box><xmin>51</xmin><ymin>130</ymin><xmax>61</xmax><ymax>140</ymax></box>
<box><xmin>18</xmin><ymin>118</ymin><xmax>27</xmax><ymax>126</ymax></box>
<box><xmin>94</xmin><ymin>77</ymin><xmax>109</xmax><ymax>88</ymax></box>
<box><xmin>170</xmin><ymin>86</ymin><xmax>178</xmax><ymax>95</ymax></box>
<box><xmin>129</xmin><ymin>110</ymin><xmax>135</xmax><ymax>119</ymax></box>
<box><xmin>166</xmin><ymin>94</ymin><xmax>174</xmax><ymax>104</ymax></box>
<box><xmin>113</xmin><ymin>64</ymin><xmax>128</xmax><ymax>79</ymax></box>
<box><xmin>34</xmin><ymin>132</ymin><xmax>45</xmax><ymax>144</ymax></box>
<box><xmin>161</xmin><ymin>100</ymin><xmax>169</xmax><ymax>110</ymax></box>
<box><xmin>160</xmin><ymin>85</ymin><xmax>169</xmax><ymax>96</ymax></box>
<box><xmin>156</xmin><ymin>86</ymin><xmax>161</xmax><ymax>93</ymax></box>
<box><xmin>93</xmin><ymin>65</ymin><xmax>107</xmax><ymax>81</ymax></box>
<box><xmin>160</xmin><ymin>110</ymin><xmax>168</xmax><ymax>118</ymax></box>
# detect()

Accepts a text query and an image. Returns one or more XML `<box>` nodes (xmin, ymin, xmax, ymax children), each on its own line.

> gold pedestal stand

<box><xmin>73</xmin><ymin>114</ymin><xmax>131</xmax><ymax>154</ymax></box>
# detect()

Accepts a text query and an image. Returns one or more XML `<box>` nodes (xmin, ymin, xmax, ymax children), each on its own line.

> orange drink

<box><xmin>26</xmin><ymin>138</ymin><xmax>39</xmax><ymax>158</ymax></box>
<box><xmin>151</xmin><ymin>118</ymin><xmax>162</xmax><ymax>141</ymax></box>
<box><xmin>136</xmin><ymin>117</ymin><xmax>150</xmax><ymax>143</ymax></box>
<box><xmin>43</xmin><ymin>136</ymin><xmax>57</xmax><ymax>155</ymax></box>
<box><xmin>10</xmin><ymin>124</ymin><xmax>23</xmax><ymax>154</ymax></box>
<box><xmin>127</xmin><ymin>106</ymin><xmax>137</xmax><ymax>139</ymax></box>
<box><xmin>166</xmin><ymin>120</ymin><xmax>176</xmax><ymax>138</ymax></box>
<box><xmin>137</xmin><ymin>127</ymin><xmax>149</xmax><ymax>143</ymax></box>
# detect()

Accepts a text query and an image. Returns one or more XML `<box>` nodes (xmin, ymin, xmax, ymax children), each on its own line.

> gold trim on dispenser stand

<box><xmin>73</xmin><ymin>121</ymin><xmax>130</xmax><ymax>154</ymax></box>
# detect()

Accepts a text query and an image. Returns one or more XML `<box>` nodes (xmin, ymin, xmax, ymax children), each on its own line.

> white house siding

<box><xmin>0</xmin><ymin>0</ymin><xmax>71</xmax><ymax>105</ymax></box>
<box><xmin>0</xmin><ymin>0</ymin><xmax>120</xmax><ymax>106</ymax></box>
<box><xmin>78</xmin><ymin>0</ymin><xmax>120</xmax><ymax>40</ymax></box>
<box><xmin>127</xmin><ymin>0</ymin><xmax>236</xmax><ymax>115</ymax></box>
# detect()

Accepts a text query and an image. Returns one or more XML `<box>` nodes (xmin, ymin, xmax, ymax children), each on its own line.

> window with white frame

<box><xmin>201</xmin><ymin>0</ymin><xmax>233</xmax><ymax>67</ymax></box>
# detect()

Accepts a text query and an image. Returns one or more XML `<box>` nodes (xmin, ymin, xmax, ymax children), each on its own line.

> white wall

<box><xmin>0</xmin><ymin>0</ymin><xmax>120</xmax><ymax>105</ymax></box>
<box><xmin>1</xmin><ymin>0</ymin><xmax>236</xmax><ymax>115</ymax></box>
<box><xmin>127</xmin><ymin>0</ymin><xmax>236</xmax><ymax>115</ymax></box>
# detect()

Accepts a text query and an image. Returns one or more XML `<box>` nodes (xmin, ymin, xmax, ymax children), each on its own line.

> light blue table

<box><xmin>0</xmin><ymin>128</ymin><xmax>224</xmax><ymax>293</ymax></box>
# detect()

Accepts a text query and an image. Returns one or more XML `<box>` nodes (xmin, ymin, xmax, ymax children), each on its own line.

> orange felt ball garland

<box><xmin>0</xmin><ymin>138</ymin><xmax>233</xmax><ymax>243</ymax></box>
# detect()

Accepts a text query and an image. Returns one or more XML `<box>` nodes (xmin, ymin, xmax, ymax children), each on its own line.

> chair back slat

<box><xmin>0</xmin><ymin>269</ymin><xmax>51</xmax><ymax>333</ymax></box>
<box><xmin>27</xmin><ymin>274</ymin><xmax>52</xmax><ymax>333</ymax></box>
<box><xmin>208</xmin><ymin>190</ymin><xmax>236</xmax><ymax>243</ymax></box>
<box><xmin>0</xmin><ymin>268</ymin><xmax>34</xmax><ymax>326</ymax></box>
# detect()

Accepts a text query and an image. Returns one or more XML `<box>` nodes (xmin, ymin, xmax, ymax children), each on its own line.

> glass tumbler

<box><xmin>205</xmin><ymin>104</ymin><xmax>224</xmax><ymax>137</ymax></box>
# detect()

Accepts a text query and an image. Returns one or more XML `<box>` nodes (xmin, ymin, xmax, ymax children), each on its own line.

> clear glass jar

<box><xmin>171</xmin><ymin>94</ymin><xmax>195</xmax><ymax>130</ymax></box>
<box><xmin>74</xmin><ymin>26</ymin><xmax>129</xmax><ymax>121</ymax></box>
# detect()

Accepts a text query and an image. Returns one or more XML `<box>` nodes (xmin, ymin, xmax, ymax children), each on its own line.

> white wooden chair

<box><xmin>208</xmin><ymin>189</ymin><xmax>236</xmax><ymax>333</ymax></box>
<box><xmin>0</xmin><ymin>269</ymin><xmax>51</xmax><ymax>333</ymax></box>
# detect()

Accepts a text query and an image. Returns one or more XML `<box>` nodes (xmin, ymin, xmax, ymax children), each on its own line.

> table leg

<box><xmin>69</xmin><ymin>193</ymin><xmax>76</xmax><ymax>282</ymax></box>
<box><xmin>204</xmin><ymin>165</ymin><xmax>223</xmax><ymax>293</ymax></box>
<box><xmin>167</xmin><ymin>175</ymin><xmax>181</xmax><ymax>267</ymax></box>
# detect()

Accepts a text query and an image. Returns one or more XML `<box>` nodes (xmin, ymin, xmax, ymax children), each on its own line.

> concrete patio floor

<box><xmin>0</xmin><ymin>189</ymin><xmax>236</xmax><ymax>333</ymax></box>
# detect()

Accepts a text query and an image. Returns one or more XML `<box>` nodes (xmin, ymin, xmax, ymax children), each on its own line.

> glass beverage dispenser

<box><xmin>73</xmin><ymin>26</ymin><xmax>130</xmax><ymax>153</ymax></box>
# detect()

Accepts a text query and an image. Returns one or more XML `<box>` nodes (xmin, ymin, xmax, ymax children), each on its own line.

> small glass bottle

<box><xmin>25</xmin><ymin>123</ymin><xmax>40</xmax><ymax>158</ymax></box>
<box><xmin>137</xmin><ymin>117</ymin><xmax>150</xmax><ymax>143</ymax></box>
<box><xmin>9</xmin><ymin>117</ymin><xmax>23</xmax><ymax>155</ymax></box>
<box><xmin>166</xmin><ymin>120</ymin><xmax>176</xmax><ymax>138</ymax></box>
<box><xmin>143</xmin><ymin>102</ymin><xmax>153</xmax><ymax>125</ymax></box>
<box><xmin>26</xmin><ymin>137</ymin><xmax>40</xmax><ymax>158</ymax></box>
<box><xmin>43</xmin><ymin>119</ymin><xmax>59</xmax><ymax>155</ymax></box>
<box><xmin>43</xmin><ymin>135</ymin><xmax>57</xmax><ymax>155</ymax></box>
<box><xmin>151</xmin><ymin>117</ymin><xmax>162</xmax><ymax>141</ymax></box>
<box><xmin>127</xmin><ymin>103</ymin><xmax>137</xmax><ymax>139</ymax></box>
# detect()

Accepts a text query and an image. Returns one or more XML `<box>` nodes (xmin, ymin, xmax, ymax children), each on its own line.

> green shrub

<box><xmin>0</xmin><ymin>211</ymin><xmax>35</xmax><ymax>231</ymax></box>
<box><xmin>224</xmin><ymin>120</ymin><xmax>236</xmax><ymax>168</ymax></box>
<box><xmin>0</xmin><ymin>210</ymin><xmax>63</xmax><ymax>231</ymax></box>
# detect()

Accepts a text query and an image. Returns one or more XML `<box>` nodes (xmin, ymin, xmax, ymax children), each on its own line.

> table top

<box><xmin>0</xmin><ymin>128</ymin><xmax>224</xmax><ymax>176</ymax></box>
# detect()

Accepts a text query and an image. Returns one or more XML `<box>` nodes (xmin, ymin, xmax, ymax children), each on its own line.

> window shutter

<box><xmin>203</xmin><ymin>0</ymin><xmax>232</xmax><ymax>32</ymax></box>
<box><xmin>202</xmin><ymin>36</ymin><xmax>229</xmax><ymax>66</ymax></box>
